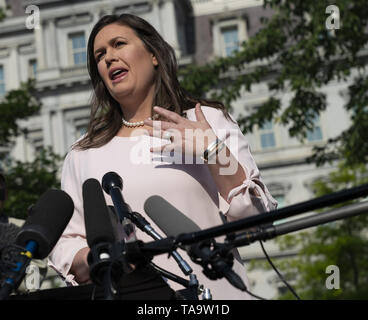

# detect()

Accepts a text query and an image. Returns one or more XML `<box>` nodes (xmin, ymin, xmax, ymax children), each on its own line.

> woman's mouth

<box><xmin>109</xmin><ymin>68</ymin><xmax>128</xmax><ymax>84</ymax></box>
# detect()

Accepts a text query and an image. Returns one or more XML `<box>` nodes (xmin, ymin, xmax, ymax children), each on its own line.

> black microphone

<box><xmin>83</xmin><ymin>178</ymin><xmax>118</xmax><ymax>248</ymax></box>
<box><xmin>102</xmin><ymin>172</ymin><xmax>193</xmax><ymax>276</ymax></box>
<box><xmin>102</xmin><ymin>172</ymin><xmax>168</xmax><ymax>238</ymax></box>
<box><xmin>101</xmin><ymin>172</ymin><xmax>131</xmax><ymax>222</ymax></box>
<box><xmin>101</xmin><ymin>172</ymin><xmax>136</xmax><ymax>242</ymax></box>
<box><xmin>82</xmin><ymin>178</ymin><xmax>177</xmax><ymax>300</ymax></box>
<box><xmin>0</xmin><ymin>189</ymin><xmax>74</xmax><ymax>299</ymax></box>
<box><xmin>144</xmin><ymin>196</ymin><xmax>201</xmax><ymax>236</ymax></box>
<box><xmin>15</xmin><ymin>189</ymin><xmax>74</xmax><ymax>259</ymax></box>
<box><xmin>82</xmin><ymin>178</ymin><xmax>129</xmax><ymax>297</ymax></box>
<box><xmin>0</xmin><ymin>223</ymin><xmax>21</xmax><ymax>285</ymax></box>
<box><xmin>144</xmin><ymin>195</ymin><xmax>247</xmax><ymax>292</ymax></box>
<box><xmin>0</xmin><ymin>223</ymin><xmax>20</xmax><ymax>248</ymax></box>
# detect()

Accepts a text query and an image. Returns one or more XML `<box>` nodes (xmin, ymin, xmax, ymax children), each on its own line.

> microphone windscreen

<box><xmin>101</xmin><ymin>171</ymin><xmax>123</xmax><ymax>195</ymax></box>
<box><xmin>15</xmin><ymin>189</ymin><xmax>74</xmax><ymax>259</ymax></box>
<box><xmin>83</xmin><ymin>178</ymin><xmax>116</xmax><ymax>247</ymax></box>
<box><xmin>0</xmin><ymin>222</ymin><xmax>21</xmax><ymax>247</ymax></box>
<box><xmin>144</xmin><ymin>195</ymin><xmax>201</xmax><ymax>237</ymax></box>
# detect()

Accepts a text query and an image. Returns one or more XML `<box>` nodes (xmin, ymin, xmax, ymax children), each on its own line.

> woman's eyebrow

<box><xmin>94</xmin><ymin>36</ymin><xmax>127</xmax><ymax>56</ymax></box>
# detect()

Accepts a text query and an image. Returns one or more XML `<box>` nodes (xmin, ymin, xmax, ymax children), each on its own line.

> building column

<box><xmin>159</xmin><ymin>0</ymin><xmax>181</xmax><ymax>58</ymax></box>
<box><xmin>56</xmin><ymin>109</ymin><xmax>66</xmax><ymax>155</ymax></box>
<box><xmin>212</xmin><ymin>18</ymin><xmax>221</xmax><ymax>57</ymax></box>
<box><xmin>152</xmin><ymin>0</ymin><xmax>162</xmax><ymax>34</ymax></box>
<box><xmin>34</xmin><ymin>21</ymin><xmax>46</xmax><ymax>70</ymax></box>
<box><xmin>46</xmin><ymin>19</ymin><xmax>59</xmax><ymax>68</ymax></box>
<box><xmin>8</xmin><ymin>45</ymin><xmax>20</xmax><ymax>89</ymax></box>
<box><xmin>42</xmin><ymin>109</ymin><xmax>52</xmax><ymax>148</ymax></box>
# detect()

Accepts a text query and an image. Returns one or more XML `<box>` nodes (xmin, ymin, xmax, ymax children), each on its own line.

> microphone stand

<box><xmin>139</xmin><ymin>198</ymin><xmax>368</xmax><ymax>253</ymax></box>
<box><xmin>110</xmin><ymin>207</ymin><xmax>203</xmax><ymax>299</ymax></box>
<box><xmin>174</xmin><ymin>183</ymin><xmax>368</xmax><ymax>246</ymax></box>
<box><xmin>134</xmin><ymin>185</ymin><xmax>368</xmax><ymax>293</ymax></box>
<box><xmin>99</xmin><ymin>174</ymin><xmax>368</xmax><ymax>296</ymax></box>
<box><xmin>102</xmin><ymin>172</ymin><xmax>199</xmax><ymax>295</ymax></box>
<box><xmin>127</xmin><ymin>210</ymin><xmax>193</xmax><ymax>276</ymax></box>
<box><xmin>231</xmin><ymin>200</ymin><xmax>368</xmax><ymax>247</ymax></box>
<box><xmin>87</xmin><ymin>241</ymin><xmax>128</xmax><ymax>300</ymax></box>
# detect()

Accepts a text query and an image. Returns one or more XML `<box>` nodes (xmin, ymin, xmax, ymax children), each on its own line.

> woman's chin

<box><xmin>109</xmin><ymin>87</ymin><xmax>133</xmax><ymax>102</ymax></box>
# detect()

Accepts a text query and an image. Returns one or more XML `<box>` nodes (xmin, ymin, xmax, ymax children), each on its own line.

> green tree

<box><xmin>180</xmin><ymin>0</ymin><xmax>368</xmax><ymax>166</ymax></box>
<box><xmin>252</xmin><ymin>163</ymin><xmax>368</xmax><ymax>299</ymax></box>
<box><xmin>3</xmin><ymin>147</ymin><xmax>62</xmax><ymax>220</ymax></box>
<box><xmin>0</xmin><ymin>6</ymin><xmax>6</xmax><ymax>21</ymax></box>
<box><xmin>0</xmin><ymin>79</ymin><xmax>55</xmax><ymax>221</ymax></box>
<box><xmin>0</xmin><ymin>80</ymin><xmax>41</xmax><ymax>147</ymax></box>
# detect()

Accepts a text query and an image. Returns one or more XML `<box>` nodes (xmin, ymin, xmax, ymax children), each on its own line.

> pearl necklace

<box><xmin>122</xmin><ymin>118</ymin><xmax>145</xmax><ymax>127</ymax></box>
<box><xmin>122</xmin><ymin>114</ymin><xmax>158</xmax><ymax>127</ymax></box>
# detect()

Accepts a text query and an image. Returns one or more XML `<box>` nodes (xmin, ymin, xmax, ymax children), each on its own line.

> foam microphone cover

<box><xmin>144</xmin><ymin>195</ymin><xmax>201</xmax><ymax>237</ymax></box>
<box><xmin>15</xmin><ymin>189</ymin><xmax>74</xmax><ymax>259</ymax></box>
<box><xmin>83</xmin><ymin>178</ymin><xmax>117</xmax><ymax>247</ymax></box>
<box><xmin>0</xmin><ymin>222</ymin><xmax>21</xmax><ymax>247</ymax></box>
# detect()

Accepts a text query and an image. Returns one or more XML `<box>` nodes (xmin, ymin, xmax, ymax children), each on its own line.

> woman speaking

<box><xmin>48</xmin><ymin>14</ymin><xmax>277</xmax><ymax>300</ymax></box>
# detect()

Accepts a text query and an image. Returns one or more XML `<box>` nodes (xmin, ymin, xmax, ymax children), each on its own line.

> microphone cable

<box><xmin>259</xmin><ymin>240</ymin><xmax>301</xmax><ymax>300</ymax></box>
<box><xmin>150</xmin><ymin>262</ymin><xmax>190</xmax><ymax>288</ymax></box>
<box><xmin>243</xmin><ymin>287</ymin><xmax>267</xmax><ymax>300</ymax></box>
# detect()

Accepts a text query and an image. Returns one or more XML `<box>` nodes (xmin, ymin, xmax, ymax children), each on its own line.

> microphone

<box><xmin>15</xmin><ymin>189</ymin><xmax>74</xmax><ymax>259</ymax></box>
<box><xmin>82</xmin><ymin>178</ymin><xmax>177</xmax><ymax>300</ymax></box>
<box><xmin>101</xmin><ymin>172</ymin><xmax>131</xmax><ymax>222</ymax></box>
<box><xmin>83</xmin><ymin>178</ymin><xmax>118</xmax><ymax>248</ymax></box>
<box><xmin>0</xmin><ymin>223</ymin><xmax>21</xmax><ymax>282</ymax></box>
<box><xmin>144</xmin><ymin>196</ymin><xmax>247</xmax><ymax>292</ymax></box>
<box><xmin>101</xmin><ymin>172</ymin><xmax>136</xmax><ymax>242</ymax></box>
<box><xmin>82</xmin><ymin>178</ymin><xmax>129</xmax><ymax>297</ymax></box>
<box><xmin>144</xmin><ymin>196</ymin><xmax>201</xmax><ymax>236</ymax></box>
<box><xmin>102</xmin><ymin>172</ymin><xmax>193</xmax><ymax>276</ymax></box>
<box><xmin>0</xmin><ymin>189</ymin><xmax>74</xmax><ymax>299</ymax></box>
<box><xmin>0</xmin><ymin>223</ymin><xmax>20</xmax><ymax>248</ymax></box>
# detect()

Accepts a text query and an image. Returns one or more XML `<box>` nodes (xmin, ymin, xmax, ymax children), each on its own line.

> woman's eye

<box><xmin>115</xmin><ymin>41</ymin><xmax>126</xmax><ymax>47</ymax></box>
<box><xmin>95</xmin><ymin>53</ymin><xmax>104</xmax><ymax>62</ymax></box>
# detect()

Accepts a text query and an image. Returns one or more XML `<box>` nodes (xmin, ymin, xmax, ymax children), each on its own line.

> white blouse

<box><xmin>48</xmin><ymin>106</ymin><xmax>277</xmax><ymax>300</ymax></box>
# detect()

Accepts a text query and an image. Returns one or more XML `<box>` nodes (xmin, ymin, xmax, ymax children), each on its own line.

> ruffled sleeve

<box><xmin>186</xmin><ymin>106</ymin><xmax>278</xmax><ymax>222</ymax></box>
<box><xmin>47</xmin><ymin>148</ymin><xmax>88</xmax><ymax>286</ymax></box>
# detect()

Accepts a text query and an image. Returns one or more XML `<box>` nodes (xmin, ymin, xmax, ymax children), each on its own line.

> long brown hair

<box><xmin>75</xmin><ymin>14</ymin><xmax>234</xmax><ymax>150</ymax></box>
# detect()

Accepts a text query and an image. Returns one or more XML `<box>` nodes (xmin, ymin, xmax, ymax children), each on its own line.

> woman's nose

<box><xmin>105</xmin><ymin>48</ymin><xmax>118</xmax><ymax>65</ymax></box>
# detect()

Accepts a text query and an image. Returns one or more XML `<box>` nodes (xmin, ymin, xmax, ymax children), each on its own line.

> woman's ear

<box><xmin>152</xmin><ymin>55</ymin><xmax>158</xmax><ymax>67</ymax></box>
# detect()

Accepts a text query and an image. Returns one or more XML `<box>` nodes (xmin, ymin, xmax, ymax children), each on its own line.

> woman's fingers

<box><xmin>153</xmin><ymin>106</ymin><xmax>184</xmax><ymax>124</ymax></box>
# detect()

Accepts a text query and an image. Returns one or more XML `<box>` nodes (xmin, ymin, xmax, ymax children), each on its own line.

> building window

<box><xmin>213</xmin><ymin>18</ymin><xmax>248</xmax><ymax>58</ymax></box>
<box><xmin>68</xmin><ymin>32</ymin><xmax>87</xmax><ymax>66</ymax></box>
<box><xmin>274</xmin><ymin>195</ymin><xmax>285</xmax><ymax>208</ymax></box>
<box><xmin>307</xmin><ymin>115</ymin><xmax>323</xmax><ymax>142</ymax></box>
<box><xmin>0</xmin><ymin>65</ymin><xmax>5</xmax><ymax>96</ymax></box>
<box><xmin>221</xmin><ymin>26</ymin><xmax>239</xmax><ymax>57</ymax></box>
<box><xmin>76</xmin><ymin>124</ymin><xmax>88</xmax><ymax>139</ymax></box>
<box><xmin>28</xmin><ymin>59</ymin><xmax>37</xmax><ymax>79</ymax></box>
<box><xmin>260</xmin><ymin>120</ymin><xmax>276</xmax><ymax>149</ymax></box>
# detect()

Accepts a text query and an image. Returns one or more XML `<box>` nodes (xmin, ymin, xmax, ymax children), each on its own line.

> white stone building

<box><xmin>0</xmin><ymin>0</ymin><xmax>354</xmax><ymax>299</ymax></box>
<box><xmin>0</xmin><ymin>0</ymin><xmax>193</xmax><ymax>161</ymax></box>
<box><xmin>191</xmin><ymin>0</ymin><xmax>354</xmax><ymax>299</ymax></box>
